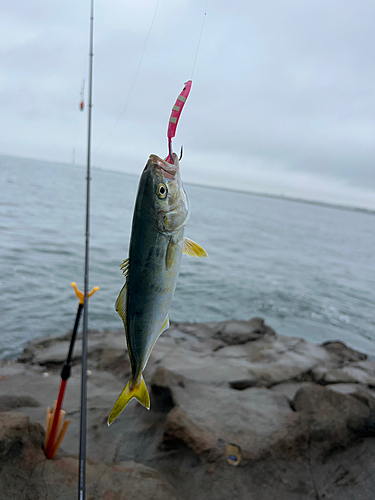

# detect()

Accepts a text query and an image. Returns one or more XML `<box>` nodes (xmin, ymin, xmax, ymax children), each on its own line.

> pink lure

<box><xmin>166</xmin><ymin>80</ymin><xmax>192</xmax><ymax>163</ymax></box>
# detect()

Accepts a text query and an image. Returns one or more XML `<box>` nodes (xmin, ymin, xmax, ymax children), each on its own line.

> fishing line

<box><xmin>191</xmin><ymin>0</ymin><xmax>209</xmax><ymax>80</ymax></box>
<box><xmin>95</xmin><ymin>0</ymin><xmax>160</xmax><ymax>153</ymax></box>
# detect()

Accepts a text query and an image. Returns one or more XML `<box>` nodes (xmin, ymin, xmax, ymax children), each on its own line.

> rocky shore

<box><xmin>1</xmin><ymin>317</ymin><xmax>375</xmax><ymax>499</ymax></box>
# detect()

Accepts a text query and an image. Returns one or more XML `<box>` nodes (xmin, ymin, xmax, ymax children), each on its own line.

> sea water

<box><xmin>0</xmin><ymin>154</ymin><xmax>374</xmax><ymax>359</ymax></box>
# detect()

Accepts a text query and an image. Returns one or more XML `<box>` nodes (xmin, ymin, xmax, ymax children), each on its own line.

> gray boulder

<box><xmin>213</xmin><ymin>317</ymin><xmax>275</xmax><ymax>344</ymax></box>
<box><xmin>153</xmin><ymin>366</ymin><xmax>309</xmax><ymax>462</ymax></box>
<box><xmin>292</xmin><ymin>385</ymin><xmax>374</xmax><ymax>445</ymax></box>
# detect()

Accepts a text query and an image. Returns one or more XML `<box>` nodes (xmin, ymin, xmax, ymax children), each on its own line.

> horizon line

<box><xmin>1</xmin><ymin>151</ymin><xmax>374</xmax><ymax>216</ymax></box>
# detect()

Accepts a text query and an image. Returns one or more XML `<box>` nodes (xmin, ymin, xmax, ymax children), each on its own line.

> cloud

<box><xmin>0</xmin><ymin>0</ymin><xmax>375</xmax><ymax>209</ymax></box>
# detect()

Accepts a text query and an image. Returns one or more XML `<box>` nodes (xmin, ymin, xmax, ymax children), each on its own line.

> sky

<box><xmin>1</xmin><ymin>0</ymin><xmax>375</xmax><ymax>209</ymax></box>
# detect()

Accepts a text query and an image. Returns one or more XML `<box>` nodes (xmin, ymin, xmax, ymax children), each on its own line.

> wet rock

<box><xmin>321</xmin><ymin>340</ymin><xmax>367</xmax><ymax>365</ymax></box>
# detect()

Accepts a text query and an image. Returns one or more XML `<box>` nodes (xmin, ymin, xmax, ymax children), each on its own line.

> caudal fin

<box><xmin>107</xmin><ymin>376</ymin><xmax>150</xmax><ymax>426</ymax></box>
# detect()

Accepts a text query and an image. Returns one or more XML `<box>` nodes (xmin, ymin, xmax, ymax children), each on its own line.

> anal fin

<box><xmin>115</xmin><ymin>282</ymin><xmax>127</xmax><ymax>325</ymax></box>
<box><xmin>144</xmin><ymin>314</ymin><xmax>170</xmax><ymax>368</ymax></box>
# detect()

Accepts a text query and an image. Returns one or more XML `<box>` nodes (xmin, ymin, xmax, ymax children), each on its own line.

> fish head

<box><xmin>139</xmin><ymin>153</ymin><xmax>190</xmax><ymax>234</ymax></box>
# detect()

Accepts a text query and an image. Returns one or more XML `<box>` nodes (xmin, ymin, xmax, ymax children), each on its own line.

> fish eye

<box><xmin>156</xmin><ymin>183</ymin><xmax>167</xmax><ymax>199</ymax></box>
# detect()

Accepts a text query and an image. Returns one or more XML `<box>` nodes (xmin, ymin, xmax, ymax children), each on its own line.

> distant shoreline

<box><xmin>1</xmin><ymin>152</ymin><xmax>374</xmax><ymax>216</ymax></box>
<box><xmin>184</xmin><ymin>180</ymin><xmax>375</xmax><ymax>217</ymax></box>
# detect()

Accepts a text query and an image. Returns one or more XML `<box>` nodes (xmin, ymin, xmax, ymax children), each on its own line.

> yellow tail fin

<box><xmin>107</xmin><ymin>376</ymin><xmax>150</xmax><ymax>426</ymax></box>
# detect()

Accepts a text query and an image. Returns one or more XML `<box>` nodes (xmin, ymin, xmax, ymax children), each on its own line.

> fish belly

<box><xmin>126</xmin><ymin>224</ymin><xmax>184</xmax><ymax>378</ymax></box>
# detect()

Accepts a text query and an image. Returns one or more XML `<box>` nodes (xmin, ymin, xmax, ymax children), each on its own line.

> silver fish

<box><xmin>108</xmin><ymin>153</ymin><xmax>207</xmax><ymax>425</ymax></box>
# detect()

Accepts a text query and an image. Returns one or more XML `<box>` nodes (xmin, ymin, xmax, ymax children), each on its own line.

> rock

<box><xmin>0</xmin><ymin>395</ymin><xmax>40</xmax><ymax>412</ymax></box>
<box><xmin>292</xmin><ymin>385</ymin><xmax>372</xmax><ymax>445</ymax></box>
<box><xmin>154</xmin><ymin>367</ymin><xmax>309</xmax><ymax>461</ymax></box>
<box><xmin>340</xmin><ymin>363</ymin><xmax>375</xmax><ymax>386</ymax></box>
<box><xmin>164</xmin><ymin>407</ymin><xmax>217</xmax><ymax>457</ymax></box>
<box><xmin>17</xmin><ymin>329</ymin><xmax>125</xmax><ymax>369</ymax></box>
<box><xmin>270</xmin><ymin>382</ymin><xmax>314</xmax><ymax>400</ymax></box>
<box><xmin>312</xmin><ymin>363</ymin><xmax>375</xmax><ymax>386</ymax></box>
<box><xmin>312</xmin><ymin>366</ymin><xmax>360</xmax><ymax>384</ymax></box>
<box><xmin>153</xmin><ymin>346</ymin><xmax>252</xmax><ymax>387</ymax></box>
<box><xmin>0</xmin><ymin>412</ymin><xmax>44</xmax><ymax>457</ymax></box>
<box><xmin>38</xmin><ymin>458</ymin><xmax>182</xmax><ymax>500</ymax></box>
<box><xmin>352</xmin><ymin>390</ymin><xmax>375</xmax><ymax>433</ymax></box>
<box><xmin>0</xmin><ymin>420</ymin><xmax>181</xmax><ymax>500</ymax></box>
<box><xmin>219</xmin><ymin>335</ymin><xmax>331</xmax><ymax>389</ymax></box>
<box><xmin>321</xmin><ymin>340</ymin><xmax>367</xmax><ymax>364</ymax></box>
<box><xmin>96</xmin><ymin>347</ymin><xmax>130</xmax><ymax>378</ymax></box>
<box><xmin>0</xmin><ymin>412</ymin><xmax>30</xmax><ymax>457</ymax></box>
<box><xmin>213</xmin><ymin>317</ymin><xmax>275</xmax><ymax>344</ymax></box>
<box><xmin>311</xmin><ymin>437</ymin><xmax>375</xmax><ymax>500</ymax></box>
<box><xmin>30</xmin><ymin>339</ymin><xmax>104</xmax><ymax>367</ymax></box>
<box><xmin>4</xmin><ymin>317</ymin><xmax>375</xmax><ymax>499</ymax></box>
<box><xmin>325</xmin><ymin>383</ymin><xmax>371</xmax><ymax>395</ymax></box>
<box><xmin>154</xmin><ymin>330</ymin><xmax>332</xmax><ymax>391</ymax></box>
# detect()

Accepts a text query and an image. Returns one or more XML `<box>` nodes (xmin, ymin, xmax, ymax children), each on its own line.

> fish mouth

<box><xmin>149</xmin><ymin>154</ymin><xmax>179</xmax><ymax>180</ymax></box>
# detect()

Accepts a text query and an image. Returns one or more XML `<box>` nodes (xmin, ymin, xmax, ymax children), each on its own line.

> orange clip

<box><xmin>71</xmin><ymin>282</ymin><xmax>99</xmax><ymax>304</ymax></box>
<box><xmin>44</xmin><ymin>402</ymin><xmax>71</xmax><ymax>459</ymax></box>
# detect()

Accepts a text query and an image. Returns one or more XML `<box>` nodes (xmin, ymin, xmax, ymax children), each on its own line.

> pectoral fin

<box><xmin>183</xmin><ymin>238</ymin><xmax>208</xmax><ymax>258</ymax></box>
<box><xmin>166</xmin><ymin>238</ymin><xmax>178</xmax><ymax>270</ymax></box>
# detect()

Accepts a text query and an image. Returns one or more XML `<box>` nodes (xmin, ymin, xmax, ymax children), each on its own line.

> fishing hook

<box><xmin>168</xmin><ymin>140</ymin><xmax>173</xmax><ymax>163</ymax></box>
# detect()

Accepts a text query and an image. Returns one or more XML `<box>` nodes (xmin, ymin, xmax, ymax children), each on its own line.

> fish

<box><xmin>107</xmin><ymin>153</ymin><xmax>207</xmax><ymax>426</ymax></box>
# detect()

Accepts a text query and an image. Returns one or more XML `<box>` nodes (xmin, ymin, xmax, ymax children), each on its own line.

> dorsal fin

<box><xmin>120</xmin><ymin>258</ymin><xmax>129</xmax><ymax>278</ymax></box>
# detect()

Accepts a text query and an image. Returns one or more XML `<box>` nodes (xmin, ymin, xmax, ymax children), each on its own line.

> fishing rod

<box><xmin>78</xmin><ymin>0</ymin><xmax>94</xmax><ymax>498</ymax></box>
<box><xmin>43</xmin><ymin>1</ymin><xmax>96</xmax><ymax>491</ymax></box>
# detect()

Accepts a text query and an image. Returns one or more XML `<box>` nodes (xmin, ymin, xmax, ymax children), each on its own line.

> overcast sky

<box><xmin>1</xmin><ymin>0</ymin><xmax>375</xmax><ymax>209</ymax></box>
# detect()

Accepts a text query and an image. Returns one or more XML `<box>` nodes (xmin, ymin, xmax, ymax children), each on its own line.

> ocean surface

<box><xmin>1</xmin><ymin>154</ymin><xmax>374</xmax><ymax>359</ymax></box>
